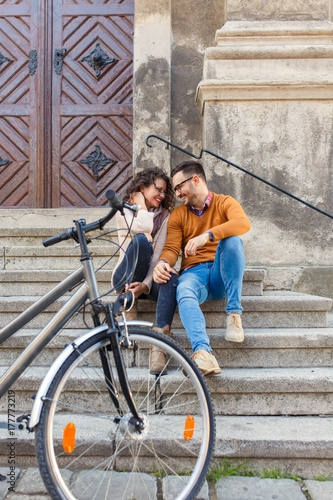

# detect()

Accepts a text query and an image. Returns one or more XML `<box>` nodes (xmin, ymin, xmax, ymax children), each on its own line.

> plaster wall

<box><xmin>132</xmin><ymin>0</ymin><xmax>333</xmax><ymax>299</ymax></box>
<box><xmin>133</xmin><ymin>0</ymin><xmax>225</xmax><ymax>172</ymax></box>
<box><xmin>196</xmin><ymin>3</ymin><xmax>333</xmax><ymax>298</ymax></box>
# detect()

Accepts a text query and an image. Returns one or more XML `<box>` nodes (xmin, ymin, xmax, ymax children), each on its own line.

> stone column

<box><xmin>196</xmin><ymin>1</ymin><xmax>333</xmax><ymax>298</ymax></box>
<box><xmin>133</xmin><ymin>0</ymin><xmax>172</xmax><ymax>173</ymax></box>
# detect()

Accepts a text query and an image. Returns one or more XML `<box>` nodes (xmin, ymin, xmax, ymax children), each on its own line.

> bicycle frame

<box><xmin>0</xmin><ymin>267</ymin><xmax>87</xmax><ymax>399</ymax></box>
<box><xmin>0</xmin><ymin>214</ymin><xmax>153</xmax><ymax>430</ymax></box>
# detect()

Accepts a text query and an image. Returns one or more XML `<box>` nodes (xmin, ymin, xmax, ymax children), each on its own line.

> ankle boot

<box><xmin>150</xmin><ymin>327</ymin><xmax>173</xmax><ymax>375</ymax></box>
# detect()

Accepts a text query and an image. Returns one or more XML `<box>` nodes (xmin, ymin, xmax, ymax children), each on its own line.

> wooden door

<box><xmin>0</xmin><ymin>0</ymin><xmax>39</xmax><ymax>207</ymax></box>
<box><xmin>0</xmin><ymin>0</ymin><xmax>134</xmax><ymax>208</ymax></box>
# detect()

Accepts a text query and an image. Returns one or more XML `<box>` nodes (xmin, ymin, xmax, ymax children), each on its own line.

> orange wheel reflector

<box><xmin>184</xmin><ymin>415</ymin><xmax>195</xmax><ymax>441</ymax></box>
<box><xmin>63</xmin><ymin>422</ymin><xmax>76</xmax><ymax>454</ymax></box>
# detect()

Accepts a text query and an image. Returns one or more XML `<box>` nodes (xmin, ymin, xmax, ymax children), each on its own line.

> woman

<box><xmin>112</xmin><ymin>167</ymin><xmax>178</xmax><ymax>374</ymax></box>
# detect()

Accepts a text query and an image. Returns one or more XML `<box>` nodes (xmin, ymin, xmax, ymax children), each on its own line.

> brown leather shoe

<box><xmin>150</xmin><ymin>327</ymin><xmax>173</xmax><ymax>375</ymax></box>
<box><xmin>192</xmin><ymin>349</ymin><xmax>221</xmax><ymax>376</ymax></box>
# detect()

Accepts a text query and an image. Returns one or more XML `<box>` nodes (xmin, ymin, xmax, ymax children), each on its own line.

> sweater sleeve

<box><xmin>158</xmin><ymin>209</ymin><xmax>183</xmax><ymax>267</ymax></box>
<box><xmin>142</xmin><ymin>214</ymin><xmax>170</xmax><ymax>292</ymax></box>
<box><xmin>116</xmin><ymin>208</ymin><xmax>154</xmax><ymax>235</ymax></box>
<box><xmin>209</xmin><ymin>195</ymin><xmax>251</xmax><ymax>241</ymax></box>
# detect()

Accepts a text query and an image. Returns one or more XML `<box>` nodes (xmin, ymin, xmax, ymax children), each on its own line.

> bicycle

<box><xmin>0</xmin><ymin>190</ymin><xmax>215</xmax><ymax>500</ymax></box>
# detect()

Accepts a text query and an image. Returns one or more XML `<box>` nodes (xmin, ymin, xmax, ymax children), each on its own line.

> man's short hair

<box><xmin>171</xmin><ymin>161</ymin><xmax>207</xmax><ymax>183</ymax></box>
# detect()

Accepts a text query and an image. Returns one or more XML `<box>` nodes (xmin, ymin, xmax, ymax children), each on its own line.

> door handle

<box><xmin>29</xmin><ymin>50</ymin><xmax>37</xmax><ymax>76</ymax></box>
<box><xmin>54</xmin><ymin>48</ymin><xmax>67</xmax><ymax>75</ymax></box>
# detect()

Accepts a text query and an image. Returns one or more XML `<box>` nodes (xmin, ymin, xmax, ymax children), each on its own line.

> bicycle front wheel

<box><xmin>35</xmin><ymin>327</ymin><xmax>215</xmax><ymax>500</ymax></box>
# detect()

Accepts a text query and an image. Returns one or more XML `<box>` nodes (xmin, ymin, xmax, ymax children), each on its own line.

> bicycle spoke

<box><xmin>35</xmin><ymin>328</ymin><xmax>214</xmax><ymax>500</ymax></box>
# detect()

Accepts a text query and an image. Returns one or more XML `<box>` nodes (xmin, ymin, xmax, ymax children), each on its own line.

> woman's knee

<box><xmin>158</xmin><ymin>272</ymin><xmax>178</xmax><ymax>296</ymax></box>
<box><xmin>132</xmin><ymin>233</ymin><xmax>153</xmax><ymax>252</ymax></box>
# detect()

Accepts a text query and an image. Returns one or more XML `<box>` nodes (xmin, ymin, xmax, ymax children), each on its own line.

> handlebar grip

<box><xmin>42</xmin><ymin>229</ymin><xmax>73</xmax><ymax>247</ymax></box>
<box><xmin>106</xmin><ymin>189</ymin><xmax>124</xmax><ymax>211</ymax></box>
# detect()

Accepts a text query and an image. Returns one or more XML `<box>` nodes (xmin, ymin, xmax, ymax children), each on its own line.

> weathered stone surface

<box><xmin>0</xmin><ymin>466</ymin><xmax>21</xmax><ymax>499</ymax></box>
<box><xmin>73</xmin><ymin>470</ymin><xmax>157</xmax><ymax>499</ymax></box>
<box><xmin>13</xmin><ymin>467</ymin><xmax>71</xmax><ymax>495</ymax></box>
<box><xmin>214</xmin><ymin>415</ymin><xmax>333</xmax><ymax>459</ymax></box>
<box><xmin>216</xmin><ymin>477</ymin><xmax>305</xmax><ymax>500</ymax></box>
<box><xmin>163</xmin><ymin>476</ymin><xmax>209</xmax><ymax>500</ymax></box>
<box><xmin>294</xmin><ymin>267</ymin><xmax>333</xmax><ymax>301</ymax></box>
<box><xmin>197</xmin><ymin>19</ymin><xmax>333</xmax><ymax>300</ymax></box>
<box><xmin>304</xmin><ymin>479</ymin><xmax>333</xmax><ymax>500</ymax></box>
<box><xmin>0</xmin><ymin>209</ymin><xmax>106</xmax><ymax>229</ymax></box>
<box><xmin>2</xmin><ymin>364</ymin><xmax>333</xmax><ymax>416</ymax></box>
<box><xmin>3</xmin><ymin>327</ymin><xmax>333</xmax><ymax>368</ymax></box>
<box><xmin>227</xmin><ymin>0</ymin><xmax>330</xmax><ymax>21</ymax></box>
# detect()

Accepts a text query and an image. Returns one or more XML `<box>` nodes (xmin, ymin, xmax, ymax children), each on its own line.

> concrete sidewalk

<box><xmin>1</xmin><ymin>467</ymin><xmax>333</xmax><ymax>499</ymax></box>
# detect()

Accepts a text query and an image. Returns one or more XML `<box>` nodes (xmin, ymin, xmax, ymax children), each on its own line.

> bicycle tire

<box><xmin>35</xmin><ymin>327</ymin><xmax>215</xmax><ymax>500</ymax></box>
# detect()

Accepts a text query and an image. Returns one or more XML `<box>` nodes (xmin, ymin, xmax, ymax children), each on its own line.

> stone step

<box><xmin>0</xmin><ymin>224</ymin><xmax>116</xmax><ymax>246</ymax></box>
<box><xmin>1</xmin><ymin>245</ymin><xmax>117</xmax><ymax>271</ymax></box>
<box><xmin>0</xmin><ymin>414</ymin><xmax>331</xmax><ymax>478</ymax></box>
<box><xmin>0</xmin><ymin>270</ymin><xmax>115</xmax><ymax>297</ymax></box>
<box><xmin>139</xmin><ymin>292</ymin><xmax>332</xmax><ymax>328</ymax></box>
<box><xmin>0</xmin><ymin>292</ymin><xmax>331</xmax><ymax>329</ymax></box>
<box><xmin>0</xmin><ymin>268</ymin><xmax>265</xmax><ymax>297</ymax></box>
<box><xmin>1</xmin><ymin>327</ymin><xmax>333</xmax><ymax>369</ymax></box>
<box><xmin>1</xmin><ymin>364</ymin><xmax>332</xmax><ymax>416</ymax></box>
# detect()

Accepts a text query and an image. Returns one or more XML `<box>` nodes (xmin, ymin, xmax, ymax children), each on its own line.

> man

<box><xmin>153</xmin><ymin>161</ymin><xmax>251</xmax><ymax>376</ymax></box>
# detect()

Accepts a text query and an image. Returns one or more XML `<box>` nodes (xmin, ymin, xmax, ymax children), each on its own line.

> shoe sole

<box><xmin>201</xmin><ymin>367</ymin><xmax>221</xmax><ymax>377</ymax></box>
<box><xmin>225</xmin><ymin>334</ymin><xmax>244</xmax><ymax>343</ymax></box>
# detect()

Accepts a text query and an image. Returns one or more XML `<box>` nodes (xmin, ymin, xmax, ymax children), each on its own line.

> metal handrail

<box><xmin>146</xmin><ymin>134</ymin><xmax>333</xmax><ymax>220</ymax></box>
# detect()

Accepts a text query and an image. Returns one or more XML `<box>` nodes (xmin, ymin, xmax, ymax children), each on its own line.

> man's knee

<box><xmin>219</xmin><ymin>236</ymin><xmax>244</xmax><ymax>254</ymax></box>
<box><xmin>176</xmin><ymin>279</ymin><xmax>198</xmax><ymax>303</ymax></box>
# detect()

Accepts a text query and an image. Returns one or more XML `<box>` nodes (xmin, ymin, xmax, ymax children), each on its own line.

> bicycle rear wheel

<box><xmin>35</xmin><ymin>327</ymin><xmax>215</xmax><ymax>500</ymax></box>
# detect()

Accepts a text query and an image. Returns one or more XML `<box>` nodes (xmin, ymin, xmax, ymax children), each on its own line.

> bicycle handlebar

<box><xmin>42</xmin><ymin>190</ymin><xmax>138</xmax><ymax>247</ymax></box>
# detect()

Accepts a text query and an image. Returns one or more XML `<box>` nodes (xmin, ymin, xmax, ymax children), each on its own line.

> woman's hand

<box><xmin>142</xmin><ymin>232</ymin><xmax>153</xmax><ymax>242</ymax></box>
<box><xmin>126</xmin><ymin>281</ymin><xmax>149</xmax><ymax>298</ymax></box>
<box><xmin>130</xmin><ymin>192</ymin><xmax>147</xmax><ymax>210</ymax></box>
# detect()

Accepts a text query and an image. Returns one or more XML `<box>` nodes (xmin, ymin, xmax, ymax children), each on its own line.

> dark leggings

<box><xmin>113</xmin><ymin>233</ymin><xmax>178</xmax><ymax>329</ymax></box>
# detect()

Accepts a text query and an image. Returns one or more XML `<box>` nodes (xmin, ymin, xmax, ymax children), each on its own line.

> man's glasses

<box><xmin>174</xmin><ymin>176</ymin><xmax>194</xmax><ymax>193</ymax></box>
<box><xmin>153</xmin><ymin>182</ymin><xmax>167</xmax><ymax>196</ymax></box>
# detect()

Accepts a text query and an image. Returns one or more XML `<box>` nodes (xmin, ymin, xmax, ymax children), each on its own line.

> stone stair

<box><xmin>0</xmin><ymin>213</ymin><xmax>333</xmax><ymax>478</ymax></box>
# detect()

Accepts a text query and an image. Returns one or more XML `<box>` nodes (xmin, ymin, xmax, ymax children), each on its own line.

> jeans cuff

<box><xmin>226</xmin><ymin>308</ymin><xmax>243</xmax><ymax>315</ymax></box>
<box><xmin>193</xmin><ymin>344</ymin><xmax>212</xmax><ymax>354</ymax></box>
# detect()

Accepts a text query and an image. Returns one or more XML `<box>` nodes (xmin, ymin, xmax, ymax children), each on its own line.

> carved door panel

<box><xmin>0</xmin><ymin>0</ymin><xmax>133</xmax><ymax>208</ymax></box>
<box><xmin>0</xmin><ymin>0</ymin><xmax>39</xmax><ymax>207</ymax></box>
<box><xmin>52</xmin><ymin>0</ymin><xmax>134</xmax><ymax>207</ymax></box>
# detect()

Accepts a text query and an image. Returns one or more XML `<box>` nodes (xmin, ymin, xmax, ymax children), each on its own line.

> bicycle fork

<box><xmin>102</xmin><ymin>304</ymin><xmax>145</xmax><ymax>433</ymax></box>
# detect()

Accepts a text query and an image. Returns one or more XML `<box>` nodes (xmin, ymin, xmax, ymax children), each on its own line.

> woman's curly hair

<box><xmin>123</xmin><ymin>167</ymin><xmax>175</xmax><ymax>212</ymax></box>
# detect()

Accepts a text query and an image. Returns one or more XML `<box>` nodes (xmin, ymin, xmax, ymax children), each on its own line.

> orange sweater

<box><xmin>159</xmin><ymin>193</ymin><xmax>251</xmax><ymax>272</ymax></box>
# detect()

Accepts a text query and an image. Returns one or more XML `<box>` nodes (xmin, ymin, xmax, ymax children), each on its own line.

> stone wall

<box><xmin>133</xmin><ymin>0</ymin><xmax>333</xmax><ymax>299</ymax></box>
<box><xmin>133</xmin><ymin>0</ymin><xmax>225</xmax><ymax>171</ymax></box>
<box><xmin>196</xmin><ymin>1</ymin><xmax>333</xmax><ymax>299</ymax></box>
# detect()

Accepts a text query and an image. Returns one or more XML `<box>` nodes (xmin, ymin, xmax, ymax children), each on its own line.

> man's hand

<box><xmin>184</xmin><ymin>232</ymin><xmax>210</xmax><ymax>258</ymax></box>
<box><xmin>153</xmin><ymin>261</ymin><xmax>176</xmax><ymax>284</ymax></box>
<box><xmin>126</xmin><ymin>282</ymin><xmax>149</xmax><ymax>298</ymax></box>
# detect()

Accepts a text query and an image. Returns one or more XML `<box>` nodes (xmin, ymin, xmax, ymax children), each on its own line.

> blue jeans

<box><xmin>113</xmin><ymin>233</ymin><xmax>177</xmax><ymax>329</ymax></box>
<box><xmin>177</xmin><ymin>236</ymin><xmax>245</xmax><ymax>353</ymax></box>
